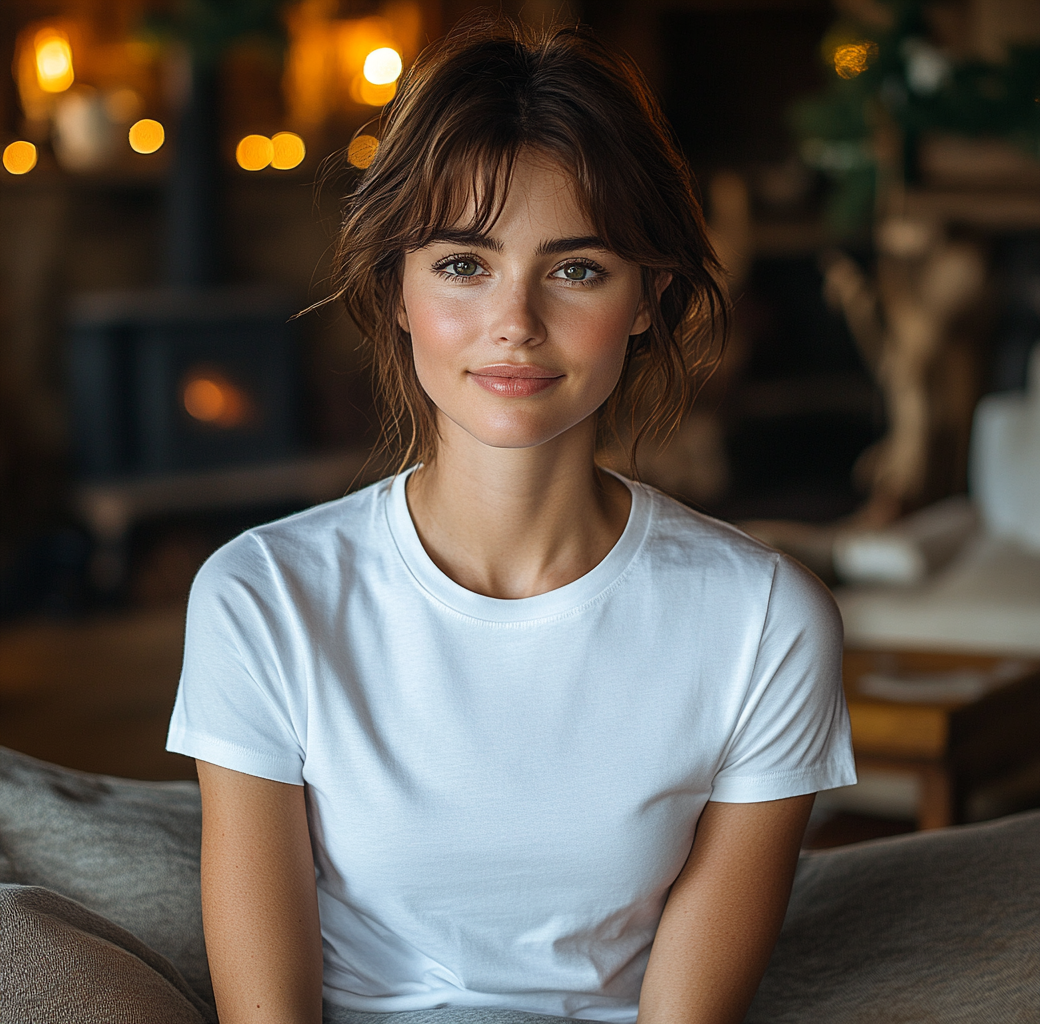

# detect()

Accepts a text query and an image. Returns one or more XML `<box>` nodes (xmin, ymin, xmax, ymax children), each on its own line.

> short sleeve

<box><xmin>166</xmin><ymin>536</ymin><xmax>306</xmax><ymax>785</ymax></box>
<box><xmin>710</xmin><ymin>554</ymin><xmax>857</xmax><ymax>802</ymax></box>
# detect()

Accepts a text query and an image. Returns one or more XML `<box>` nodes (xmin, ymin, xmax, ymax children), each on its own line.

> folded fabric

<box><xmin>833</xmin><ymin>495</ymin><xmax>979</xmax><ymax>586</ymax></box>
<box><xmin>836</xmin><ymin>533</ymin><xmax>1040</xmax><ymax>655</ymax></box>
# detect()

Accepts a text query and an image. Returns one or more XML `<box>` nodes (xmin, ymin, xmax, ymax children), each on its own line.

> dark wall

<box><xmin>660</xmin><ymin>5</ymin><xmax>832</xmax><ymax>173</ymax></box>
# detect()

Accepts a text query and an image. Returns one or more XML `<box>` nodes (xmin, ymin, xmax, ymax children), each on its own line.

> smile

<box><xmin>469</xmin><ymin>365</ymin><xmax>563</xmax><ymax>397</ymax></box>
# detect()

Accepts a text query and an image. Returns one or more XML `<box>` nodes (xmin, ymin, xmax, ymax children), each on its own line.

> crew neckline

<box><xmin>384</xmin><ymin>467</ymin><xmax>652</xmax><ymax>623</ymax></box>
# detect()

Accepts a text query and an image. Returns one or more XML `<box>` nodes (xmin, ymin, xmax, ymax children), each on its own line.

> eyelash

<box><xmin>431</xmin><ymin>254</ymin><xmax>609</xmax><ymax>287</ymax></box>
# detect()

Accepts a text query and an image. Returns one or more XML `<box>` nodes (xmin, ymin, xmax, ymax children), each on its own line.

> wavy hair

<box><xmin>328</xmin><ymin>17</ymin><xmax>727</xmax><ymax>472</ymax></box>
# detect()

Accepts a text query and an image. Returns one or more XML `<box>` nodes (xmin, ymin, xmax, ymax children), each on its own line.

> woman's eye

<box><xmin>447</xmin><ymin>259</ymin><xmax>480</xmax><ymax>277</ymax></box>
<box><xmin>554</xmin><ymin>263</ymin><xmax>599</xmax><ymax>282</ymax></box>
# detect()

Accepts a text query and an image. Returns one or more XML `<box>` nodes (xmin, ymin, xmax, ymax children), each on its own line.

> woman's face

<box><xmin>399</xmin><ymin>151</ymin><xmax>655</xmax><ymax>453</ymax></box>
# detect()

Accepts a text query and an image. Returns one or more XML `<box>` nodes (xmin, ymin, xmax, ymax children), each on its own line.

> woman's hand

<box><xmin>637</xmin><ymin>795</ymin><xmax>814</xmax><ymax>1024</ymax></box>
<box><xmin>196</xmin><ymin>760</ymin><xmax>324</xmax><ymax>1024</ymax></box>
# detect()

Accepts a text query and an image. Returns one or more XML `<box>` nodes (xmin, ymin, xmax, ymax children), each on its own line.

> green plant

<box><xmin>792</xmin><ymin>0</ymin><xmax>1040</xmax><ymax>234</ymax></box>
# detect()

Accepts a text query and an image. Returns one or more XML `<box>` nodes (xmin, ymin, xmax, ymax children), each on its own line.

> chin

<box><xmin>444</xmin><ymin>411</ymin><xmax>586</xmax><ymax>452</ymax></box>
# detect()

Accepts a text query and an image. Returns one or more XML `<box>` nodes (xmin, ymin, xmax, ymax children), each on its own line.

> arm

<box><xmin>196</xmin><ymin>760</ymin><xmax>324</xmax><ymax>1024</ymax></box>
<box><xmin>637</xmin><ymin>794</ymin><xmax>814</xmax><ymax>1024</ymax></box>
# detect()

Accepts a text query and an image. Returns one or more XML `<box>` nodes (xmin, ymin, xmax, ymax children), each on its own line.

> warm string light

<box><xmin>3</xmin><ymin>141</ymin><xmax>37</xmax><ymax>174</ymax></box>
<box><xmin>128</xmin><ymin>118</ymin><xmax>164</xmax><ymax>154</ymax></box>
<box><xmin>236</xmin><ymin>134</ymin><xmax>274</xmax><ymax>170</ymax></box>
<box><xmin>347</xmin><ymin>134</ymin><xmax>379</xmax><ymax>169</ymax></box>
<box><xmin>236</xmin><ymin>132</ymin><xmax>305</xmax><ymax>171</ymax></box>
<box><xmin>363</xmin><ymin>47</ymin><xmax>402</xmax><ymax>85</ymax></box>
<box><xmin>352</xmin><ymin>46</ymin><xmax>402</xmax><ymax>107</ymax></box>
<box><xmin>833</xmin><ymin>42</ymin><xmax>877</xmax><ymax>80</ymax></box>
<box><xmin>283</xmin><ymin>7</ymin><xmax>420</xmax><ymax>124</ymax></box>
<box><xmin>271</xmin><ymin>132</ymin><xmax>306</xmax><ymax>170</ymax></box>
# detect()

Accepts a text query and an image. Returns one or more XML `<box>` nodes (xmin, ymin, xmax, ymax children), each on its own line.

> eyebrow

<box><xmin>425</xmin><ymin>229</ymin><xmax>504</xmax><ymax>252</ymax></box>
<box><xmin>424</xmin><ymin>230</ymin><xmax>610</xmax><ymax>257</ymax></box>
<box><xmin>537</xmin><ymin>235</ymin><xmax>610</xmax><ymax>256</ymax></box>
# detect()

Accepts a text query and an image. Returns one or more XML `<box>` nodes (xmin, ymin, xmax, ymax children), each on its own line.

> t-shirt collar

<box><xmin>385</xmin><ymin>466</ymin><xmax>652</xmax><ymax>623</ymax></box>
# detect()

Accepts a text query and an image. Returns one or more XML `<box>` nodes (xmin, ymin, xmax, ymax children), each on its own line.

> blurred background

<box><xmin>1</xmin><ymin>0</ymin><xmax>1039</xmax><ymax>846</ymax></box>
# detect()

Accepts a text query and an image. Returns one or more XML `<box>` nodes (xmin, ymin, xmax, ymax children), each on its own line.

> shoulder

<box><xmin>191</xmin><ymin>476</ymin><xmax>393</xmax><ymax>600</ymax></box>
<box><xmin>636</xmin><ymin>482</ymin><xmax>780</xmax><ymax>580</ymax></box>
<box><xmin>636</xmin><ymin>482</ymin><xmax>840</xmax><ymax>637</ymax></box>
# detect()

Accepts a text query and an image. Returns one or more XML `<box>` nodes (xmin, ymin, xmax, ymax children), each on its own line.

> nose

<box><xmin>488</xmin><ymin>279</ymin><xmax>546</xmax><ymax>348</ymax></box>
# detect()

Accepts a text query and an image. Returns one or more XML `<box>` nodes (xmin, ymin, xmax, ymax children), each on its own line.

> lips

<box><xmin>469</xmin><ymin>364</ymin><xmax>563</xmax><ymax>397</ymax></box>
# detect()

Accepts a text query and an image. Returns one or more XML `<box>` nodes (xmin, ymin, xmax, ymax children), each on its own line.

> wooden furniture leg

<box><xmin>917</xmin><ymin>764</ymin><xmax>954</xmax><ymax>830</ymax></box>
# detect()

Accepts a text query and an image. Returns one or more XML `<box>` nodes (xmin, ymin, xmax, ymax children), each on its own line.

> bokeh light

<box><xmin>347</xmin><ymin>134</ymin><xmax>379</xmax><ymax>169</ymax></box>
<box><xmin>833</xmin><ymin>42</ymin><xmax>876</xmax><ymax>80</ymax></box>
<box><xmin>271</xmin><ymin>131</ymin><xmax>306</xmax><ymax>170</ymax></box>
<box><xmin>183</xmin><ymin>375</ymin><xmax>249</xmax><ymax>428</ymax></box>
<box><xmin>35</xmin><ymin>30</ymin><xmax>74</xmax><ymax>93</ymax></box>
<box><xmin>128</xmin><ymin>118</ymin><xmax>165</xmax><ymax>154</ymax></box>
<box><xmin>363</xmin><ymin>47</ymin><xmax>402</xmax><ymax>85</ymax></box>
<box><xmin>356</xmin><ymin>77</ymin><xmax>397</xmax><ymax>106</ymax></box>
<box><xmin>3</xmin><ymin>141</ymin><xmax>37</xmax><ymax>175</ymax></box>
<box><xmin>236</xmin><ymin>134</ymin><xmax>274</xmax><ymax>171</ymax></box>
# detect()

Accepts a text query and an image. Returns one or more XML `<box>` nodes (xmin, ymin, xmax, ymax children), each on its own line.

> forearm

<box><xmin>637</xmin><ymin>796</ymin><xmax>813</xmax><ymax>1024</ymax></box>
<box><xmin>197</xmin><ymin>761</ymin><xmax>324</xmax><ymax>1024</ymax></box>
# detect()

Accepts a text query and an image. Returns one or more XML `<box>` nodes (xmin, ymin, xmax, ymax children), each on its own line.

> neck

<box><xmin>405</xmin><ymin>416</ymin><xmax>631</xmax><ymax>599</ymax></box>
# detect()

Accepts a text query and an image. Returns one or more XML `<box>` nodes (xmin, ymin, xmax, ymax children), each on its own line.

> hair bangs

<box><xmin>403</xmin><ymin>141</ymin><xmax>523</xmax><ymax>252</ymax></box>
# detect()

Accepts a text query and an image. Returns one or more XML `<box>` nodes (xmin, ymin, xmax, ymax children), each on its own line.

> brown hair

<box><xmin>329</xmin><ymin>16</ymin><xmax>727</xmax><ymax>472</ymax></box>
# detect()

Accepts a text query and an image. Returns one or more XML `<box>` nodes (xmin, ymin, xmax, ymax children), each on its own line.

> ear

<box><xmin>397</xmin><ymin>301</ymin><xmax>410</xmax><ymax>334</ymax></box>
<box><xmin>631</xmin><ymin>271</ymin><xmax>673</xmax><ymax>336</ymax></box>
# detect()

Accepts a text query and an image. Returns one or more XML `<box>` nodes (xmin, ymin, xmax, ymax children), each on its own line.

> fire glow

<box><xmin>182</xmin><ymin>374</ymin><xmax>251</xmax><ymax>428</ymax></box>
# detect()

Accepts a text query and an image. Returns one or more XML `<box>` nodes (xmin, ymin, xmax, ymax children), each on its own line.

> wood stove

<box><xmin>67</xmin><ymin>287</ymin><xmax>301</xmax><ymax>480</ymax></box>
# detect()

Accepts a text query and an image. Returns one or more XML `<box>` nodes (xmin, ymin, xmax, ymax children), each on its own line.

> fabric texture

<box><xmin>0</xmin><ymin>884</ymin><xmax>215</xmax><ymax>1024</ymax></box>
<box><xmin>323</xmin><ymin>1011</ymin><xmax>588</xmax><ymax>1024</ymax></box>
<box><xmin>168</xmin><ymin>470</ymin><xmax>855</xmax><ymax>1021</ymax></box>
<box><xmin>0</xmin><ymin>745</ymin><xmax>212</xmax><ymax>1008</ymax></box>
<box><xmin>746</xmin><ymin>810</ymin><xmax>1040</xmax><ymax>1023</ymax></box>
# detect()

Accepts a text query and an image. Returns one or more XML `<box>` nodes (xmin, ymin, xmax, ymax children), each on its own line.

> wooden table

<box><xmin>843</xmin><ymin>649</ymin><xmax>1040</xmax><ymax>830</ymax></box>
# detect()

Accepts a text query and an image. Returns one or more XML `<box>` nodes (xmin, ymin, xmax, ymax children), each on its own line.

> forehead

<box><xmin>477</xmin><ymin>153</ymin><xmax>590</xmax><ymax>233</ymax></box>
<box><xmin>417</xmin><ymin>146</ymin><xmax>595</xmax><ymax>242</ymax></box>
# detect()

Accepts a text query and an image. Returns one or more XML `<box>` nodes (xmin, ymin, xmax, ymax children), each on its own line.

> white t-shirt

<box><xmin>168</xmin><ymin>470</ymin><xmax>855</xmax><ymax>1022</ymax></box>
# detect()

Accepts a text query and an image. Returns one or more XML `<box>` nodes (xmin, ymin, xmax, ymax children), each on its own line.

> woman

<box><xmin>167</xmin><ymin>19</ymin><xmax>855</xmax><ymax>1024</ymax></box>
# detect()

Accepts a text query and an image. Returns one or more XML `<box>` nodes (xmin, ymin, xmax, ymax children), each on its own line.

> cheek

<box><xmin>402</xmin><ymin>282</ymin><xmax>464</xmax><ymax>367</ymax></box>
<box><xmin>558</xmin><ymin>297</ymin><xmax>636</xmax><ymax>376</ymax></box>
<box><xmin>401</xmin><ymin>294</ymin><xmax>485</xmax><ymax>408</ymax></box>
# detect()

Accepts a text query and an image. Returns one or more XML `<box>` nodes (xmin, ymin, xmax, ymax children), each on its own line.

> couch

<box><xmin>1</xmin><ymin>745</ymin><xmax>1038</xmax><ymax>1023</ymax></box>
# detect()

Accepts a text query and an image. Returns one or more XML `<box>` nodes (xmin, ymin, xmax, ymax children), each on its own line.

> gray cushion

<box><xmin>0</xmin><ymin>883</ymin><xmax>214</xmax><ymax>1023</ymax></box>
<box><xmin>0</xmin><ymin>745</ymin><xmax>212</xmax><ymax>1008</ymax></box>
<box><xmin>748</xmin><ymin>810</ymin><xmax>1040</xmax><ymax>1022</ymax></box>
